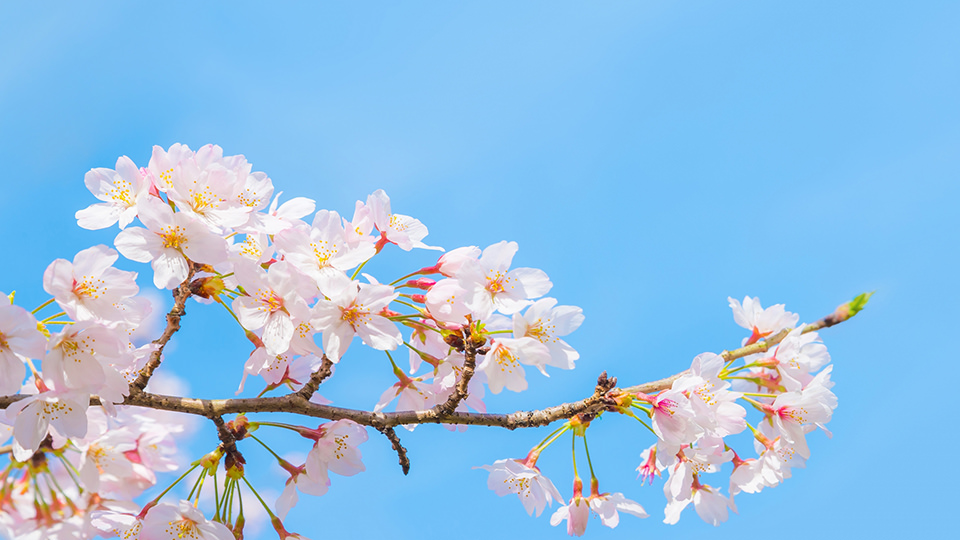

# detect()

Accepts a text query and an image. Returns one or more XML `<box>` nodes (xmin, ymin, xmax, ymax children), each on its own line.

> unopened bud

<box><xmin>405</xmin><ymin>278</ymin><xmax>436</xmax><ymax>290</ymax></box>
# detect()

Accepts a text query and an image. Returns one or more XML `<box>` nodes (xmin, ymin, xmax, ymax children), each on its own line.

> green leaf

<box><xmin>847</xmin><ymin>291</ymin><xmax>874</xmax><ymax>318</ymax></box>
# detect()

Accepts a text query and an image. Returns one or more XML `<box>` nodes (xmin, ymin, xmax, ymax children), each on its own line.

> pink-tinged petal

<box><xmin>262</xmin><ymin>312</ymin><xmax>294</xmax><ymax>356</ymax></box>
<box><xmin>72</xmin><ymin>244</ymin><xmax>119</xmax><ymax>276</ymax></box>
<box><xmin>0</xmin><ymin>352</ymin><xmax>26</xmax><ymax>394</ymax></box>
<box><xmin>76</xmin><ymin>203</ymin><xmax>122</xmax><ymax>230</ymax></box>
<box><xmin>114</xmin><ymin>227</ymin><xmax>160</xmax><ymax>263</ymax></box>
<box><xmin>322</xmin><ymin>324</ymin><xmax>353</xmax><ymax>363</ymax></box>
<box><xmin>374</xmin><ymin>384</ymin><xmax>400</xmax><ymax>412</ymax></box>
<box><xmin>11</xmin><ymin>400</ymin><xmax>49</xmax><ymax>461</ymax></box>
<box><xmin>233</xmin><ymin>296</ymin><xmax>271</xmax><ymax>331</ymax></box>
<box><xmin>152</xmin><ymin>251</ymin><xmax>190</xmax><ymax>289</ymax></box>
<box><xmin>482</xmin><ymin>241</ymin><xmax>518</xmax><ymax>270</ymax></box>
<box><xmin>356</xmin><ymin>315</ymin><xmax>402</xmax><ymax>352</ymax></box>
<box><xmin>510</xmin><ymin>267</ymin><xmax>552</xmax><ymax>298</ymax></box>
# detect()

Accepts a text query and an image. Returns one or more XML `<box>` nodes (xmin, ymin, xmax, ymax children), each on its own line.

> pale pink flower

<box><xmin>247</xmin><ymin>191</ymin><xmax>316</xmax><ymax>235</ymax></box>
<box><xmin>43</xmin><ymin>245</ymin><xmax>142</xmax><ymax>324</ymax></box>
<box><xmin>312</xmin><ymin>280</ymin><xmax>401</xmax><ymax>362</ymax></box>
<box><xmin>42</xmin><ymin>321</ymin><xmax>127</xmax><ymax>395</ymax></box>
<box><xmin>374</xmin><ymin>374</ymin><xmax>439</xmax><ymax>416</ymax></box>
<box><xmin>140</xmin><ymin>501</ymin><xmax>234</xmax><ymax>540</ymax></box>
<box><xmin>477</xmin><ymin>337</ymin><xmax>550</xmax><ymax>394</ymax></box>
<box><xmin>588</xmin><ymin>492</ymin><xmax>649</xmax><ymax>528</ymax></box>
<box><xmin>0</xmin><ymin>297</ymin><xmax>46</xmax><ymax>394</ymax></box>
<box><xmin>90</xmin><ymin>501</ymin><xmax>144</xmax><ymax>539</ymax></box>
<box><xmin>459</xmin><ymin>241</ymin><xmax>552</xmax><ymax>317</ymax></box>
<box><xmin>672</xmin><ymin>352</ymin><xmax>746</xmax><ymax>437</ymax></box>
<box><xmin>228</xmin><ymin>232</ymin><xmax>274</xmax><ymax>264</ymax></box>
<box><xmin>662</xmin><ymin>461</ymin><xmax>736</xmax><ymax>526</ymax></box>
<box><xmin>769</xmin><ymin>367</ymin><xmax>836</xmax><ymax>458</ymax></box>
<box><xmin>166</xmin><ymin>149</ymin><xmax>252</xmax><ymax>231</ymax></box>
<box><xmin>636</xmin><ymin>444</ymin><xmax>662</xmax><ymax>485</ymax></box>
<box><xmin>638</xmin><ymin>389</ymin><xmax>696</xmax><ymax>447</ymax></box>
<box><xmin>478</xmin><ymin>458</ymin><xmax>564</xmax><ymax>517</ymax></box>
<box><xmin>434</xmin><ymin>246</ymin><xmax>481</xmax><ymax>277</ymax></box>
<box><xmin>549</xmin><ymin>496</ymin><xmax>590</xmax><ymax>536</ymax></box>
<box><xmin>146</xmin><ymin>143</ymin><xmax>195</xmax><ymax>193</ymax></box>
<box><xmin>424</xmin><ymin>278</ymin><xmax>474</xmax><ymax>324</ymax></box>
<box><xmin>237</xmin><ymin>347</ymin><xmax>293</xmax><ymax>393</ymax></box>
<box><xmin>274</xmin><ymin>210</ymin><xmax>375</xmax><ymax>296</ymax></box>
<box><xmin>304</xmin><ymin>420</ymin><xmax>367</xmax><ymax>488</ymax></box>
<box><xmin>6</xmin><ymin>389</ymin><xmax>90</xmax><ymax>461</ymax></box>
<box><xmin>512</xmin><ymin>298</ymin><xmax>583</xmax><ymax>371</ymax></box>
<box><xmin>276</xmin><ymin>464</ymin><xmax>329</xmax><ymax>519</ymax></box>
<box><xmin>365</xmin><ymin>189</ymin><xmax>441</xmax><ymax>251</ymax></box>
<box><xmin>728</xmin><ymin>296</ymin><xmax>799</xmax><ymax>346</ymax></box>
<box><xmin>766</xmin><ymin>326</ymin><xmax>831</xmax><ymax>391</ymax></box>
<box><xmin>76</xmin><ymin>155</ymin><xmax>150</xmax><ymax>230</ymax></box>
<box><xmin>114</xmin><ymin>196</ymin><xmax>228</xmax><ymax>289</ymax></box>
<box><xmin>232</xmin><ymin>260</ymin><xmax>312</xmax><ymax>356</ymax></box>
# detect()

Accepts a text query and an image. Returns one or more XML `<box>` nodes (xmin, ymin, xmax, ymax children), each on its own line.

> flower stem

<box><xmin>31</xmin><ymin>298</ymin><xmax>55</xmax><ymax>314</ymax></box>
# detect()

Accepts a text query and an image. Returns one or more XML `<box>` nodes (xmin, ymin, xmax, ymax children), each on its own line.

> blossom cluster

<box><xmin>0</xmin><ymin>143</ymin><xmax>587</xmax><ymax>539</ymax></box>
<box><xmin>479</xmin><ymin>296</ymin><xmax>842</xmax><ymax>535</ymax></box>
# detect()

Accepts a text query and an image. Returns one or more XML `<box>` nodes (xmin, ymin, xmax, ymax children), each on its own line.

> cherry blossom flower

<box><xmin>365</xmin><ymin>189</ymin><xmax>441</xmax><ymax>251</ymax></box>
<box><xmin>765</xmin><ymin>326</ymin><xmax>832</xmax><ymax>391</ymax></box>
<box><xmin>165</xmin><ymin>147</ymin><xmax>254</xmax><ymax>231</ymax></box>
<box><xmin>244</xmin><ymin>191</ymin><xmax>316</xmax><ymax>235</ymax></box>
<box><xmin>274</xmin><ymin>210</ymin><xmax>375</xmax><ymax>296</ymax></box>
<box><xmin>114</xmin><ymin>197</ymin><xmax>228</xmax><ymax>289</ymax></box>
<box><xmin>375</xmin><ymin>366</ymin><xmax>439</xmax><ymax>418</ymax></box>
<box><xmin>459</xmin><ymin>241</ymin><xmax>552</xmax><ymax>318</ymax></box>
<box><xmin>76</xmin><ymin>155</ymin><xmax>150</xmax><ymax>230</ymax></box>
<box><xmin>146</xmin><ymin>143</ymin><xmax>195</xmax><ymax>193</ymax></box>
<box><xmin>276</xmin><ymin>463</ymin><xmax>330</xmax><ymax>520</ymax></box>
<box><xmin>424</xmin><ymin>278</ymin><xmax>473</xmax><ymax>324</ymax></box>
<box><xmin>662</xmin><ymin>461</ymin><xmax>736</xmax><ymax>526</ymax></box>
<box><xmin>312</xmin><ymin>280</ymin><xmax>401</xmax><ymax>362</ymax></box>
<box><xmin>42</xmin><ymin>321</ymin><xmax>128</xmax><ymax>399</ymax></box>
<box><xmin>728</xmin><ymin>296</ymin><xmax>799</xmax><ymax>346</ymax></box>
<box><xmin>671</xmin><ymin>352</ymin><xmax>746</xmax><ymax>437</ymax></box>
<box><xmin>228</xmin><ymin>232</ymin><xmax>274</xmax><ymax>264</ymax></box>
<box><xmin>477</xmin><ymin>337</ymin><xmax>550</xmax><ymax>394</ymax></box>
<box><xmin>140</xmin><ymin>501</ymin><xmax>234</xmax><ymax>540</ymax></box>
<box><xmin>768</xmin><ymin>366</ymin><xmax>836</xmax><ymax>457</ymax></box>
<box><xmin>478</xmin><ymin>458</ymin><xmax>564</xmax><ymax>517</ymax></box>
<box><xmin>636</xmin><ymin>389</ymin><xmax>696</xmax><ymax>448</ymax></box>
<box><xmin>636</xmin><ymin>444</ymin><xmax>662</xmax><ymax>485</ymax></box>
<box><xmin>0</xmin><ymin>296</ymin><xmax>46</xmax><ymax>395</ymax></box>
<box><xmin>232</xmin><ymin>260</ymin><xmax>312</xmax><ymax>356</ymax></box>
<box><xmin>90</xmin><ymin>501</ymin><xmax>145</xmax><ymax>540</ymax></box>
<box><xmin>588</xmin><ymin>491</ymin><xmax>649</xmax><ymax>528</ymax></box>
<box><xmin>43</xmin><ymin>245</ymin><xmax>145</xmax><ymax>325</ymax></box>
<box><xmin>512</xmin><ymin>297</ymin><xmax>584</xmax><ymax>371</ymax></box>
<box><xmin>312</xmin><ymin>420</ymin><xmax>368</xmax><ymax>476</ymax></box>
<box><xmin>6</xmin><ymin>389</ymin><xmax>90</xmax><ymax>462</ymax></box>
<box><xmin>550</xmin><ymin>496</ymin><xmax>590</xmax><ymax>536</ymax></box>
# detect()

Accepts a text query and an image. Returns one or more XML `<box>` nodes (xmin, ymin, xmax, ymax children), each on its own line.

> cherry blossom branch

<box><xmin>128</xmin><ymin>268</ymin><xmax>198</xmax><ymax>393</ymax></box>
<box><xmin>0</xmin><ymin>300</ymin><xmax>863</xmax><ymax>433</ymax></box>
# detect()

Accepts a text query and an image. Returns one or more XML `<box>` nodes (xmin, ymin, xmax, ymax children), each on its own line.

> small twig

<box><xmin>209</xmin><ymin>414</ymin><xmax>238</xmax><ymax>456</ymax></box>
<box><xmin>373</xmin><ymin>424</ymin><xmax>410</xmax><ymax>475</ymax></box>
<box><xmin>129</xmin><ymin>266</ymin><xmax>198</xmax><ymax>393</ymax></box>
<box><xmin>294</xmin><ymin>356</ymin><xmax>335</xmax><ymax>400</ymax></box>
<box><xmin>431</xmin><ymin>327</ymin><xmax>478</xmax><ymax>417</ymax></box>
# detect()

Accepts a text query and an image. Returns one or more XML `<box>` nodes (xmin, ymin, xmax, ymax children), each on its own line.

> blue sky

<box><xmin>1</xmin><ymin>1</ymin><xmax>957</xmax><ymax>538</ymax></box>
